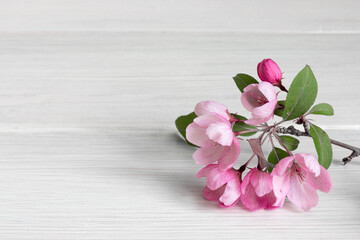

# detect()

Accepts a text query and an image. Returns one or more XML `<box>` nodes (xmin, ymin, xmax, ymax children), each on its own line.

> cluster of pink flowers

<box><xmin>186</xmin><ymin>59</ymin><xmax>332</xmax><ymax>211</ymax></box>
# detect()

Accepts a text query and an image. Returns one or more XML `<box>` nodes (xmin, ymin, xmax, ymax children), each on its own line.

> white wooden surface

<box><xmin>0</xmin><ymin>1</ymin><xmax>360</xmax><ymax>239</ymax></box>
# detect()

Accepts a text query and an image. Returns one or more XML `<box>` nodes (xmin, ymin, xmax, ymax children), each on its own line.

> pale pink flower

<box><xmin>271</xmin><ymin>153</ymin><xmax>332</xmax><ymax>211</ymax></box>
<box><xmin>240</xmin><ymin>168</ymin><xmax>282</xmax><ymax>211</ymax></box>
<box><xmin>257</xmin><ymin>58</ymin><xmax>282</xmax><ymax>84</ymax></box>
<box><xmin>241</xmin><ymin>82</ymin><xmax>277</xmax><ymax>125</ymax></box>
<box><xmin>186</xmin><ymin>101</ymin><xmax>240</xmax><ymax>170</ymax></box>
<box><xmin>197</xmin><ymin>164</ymin><xmax>241</xmax><ymax>207</ymax></box>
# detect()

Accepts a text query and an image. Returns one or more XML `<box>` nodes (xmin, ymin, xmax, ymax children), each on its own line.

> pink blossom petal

<box><xmin>250</xmin><ymin>169</ymin><xmax>273</xmax><ymax>197</ymax></box>
<box><xmin>186</xmin><ymin>122</ymin><xmax>212</xmax><ymax>147</ymax></box>
<box><xmin>245</xmin><ymin>100</ymin><xmax>277</xmax><ymax>125</ymax></box>
<box><xmin>219</xmin><ymin>178</ymin><xmax>241</xmax><ymax>206</ymax></box>
<box><xmin>193</xmin><ymin>114</ymin><xmax>227</xmax><ymax>128</ymax></box>
<box><xmin>196</xmin><ymin>164</ymin><xmax>218</xmax><ymax>178</ymax></box>
<box><xmin>258</xmin><ymin>81</ymin><xmax>277</xmax><ymax>101</ymax></box>
<box><xmin>240</xmin><ymin>183</ymin><xmax>264</xmax><ymax>211</ymax></box>
<box><xmin>252</xmin><ymin>99</ymin><xmax>277</xmax><ymax>118</ymax></box>
<box><xmin>218</xmin><ymin>139</ymin><xmax>241</xmax><ymax>171</ymax></box>
<box><xmin>219</xmin><ymin>198</ymin><xmax>240</xmax><ymax>208</ymax></box>
<box><xmin>203</xmin><ymin>186</ymin><xmax>226</xmax><ymax>201</ymax></box>
<box><xmin>297</xmin><ymin>153</ymin><xmax>321</xmax><ymax>177</ymax></box>
<box><xmin>206</xmin><ymin>122</ymin><xmax>233</xmax><ymax>146</ymax></box>
<box><xmin>241</xmin><ymin>90</ymin><xmax>261</xmax><ymax>112</ymax></box>
<box><xmin>193</xmin><ymin>144</ymin><xmax>225</xmax><ymax>165</ymax></box>
<box><xmin>308</xmin><ymin>165</ymin><xmax>332</xmax><ymax>193</ymax></box>
<box><xmin>244</xmin><ymin>116</ymin><xmax>272</xmax><ymax>126</ymax></box>
<box><xmin>206</xmin><ymin>168</ymin><xmax>237</xmax><ymax>190</ymax></box>
<box><xmin>240</xmin><ymin>168</ymin><xmax>253</xmax><ymax>195</ymax></box>
<box><xmin>287</xmin><ymin>177</ymin><xmax>319</xmax><ymax>211</ymax></box>
<box><xmin>265</xmin><ymin>191</ymin><xmax>283</xmax><ymax>209</ymax></box>
<box><xmin>195</xmin><ymin>101</ymin><xmax>229</xmax><ymax>120</ymax></box>
<box><xmin>272</xmin><ymin>173</ymin><xmax>291</xmax><ymax>206</ymax></box>
<box><xmin>272</xmin><ymin>155</ymin><xmax>296</xmax><ymax>176</ymax></box>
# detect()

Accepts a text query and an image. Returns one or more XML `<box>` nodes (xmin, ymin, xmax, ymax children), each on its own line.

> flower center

<box><xmin>248</xmin><ymin>92</ymin><xmax>269</xmax><ymax>106</ymax></box>
<box><xmin>291</xmin><ymin>162</ymin><xmax>307</xmax><ymax>183</ymax></box>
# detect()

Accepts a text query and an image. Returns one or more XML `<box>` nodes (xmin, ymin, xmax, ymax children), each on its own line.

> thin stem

<box><xmin>269</xmin><ymin>134</ymin><xmax>281</xmax><ymax>164</ymax></box>
<box><xmin>273</xmin><ymin>132</ymin><xmax>293</xmax><ymax>156</ymax></box>
<box><xmin>275</xmin><ymin>125</ymin><xmax>360</xmax><ymax>164</ymax></box>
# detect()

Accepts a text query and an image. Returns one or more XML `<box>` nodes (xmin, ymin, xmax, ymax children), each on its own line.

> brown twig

<box><xmin>275</xmin><ymin>125</ymin><xmax>360</xmax><ymax>164</ymax></box>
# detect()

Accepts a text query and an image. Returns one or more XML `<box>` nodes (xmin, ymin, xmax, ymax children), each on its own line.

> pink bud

<box><xmin>257</xmin><ymin>59</ymin><xmax>282</xmax><ymax>84</ymax></box>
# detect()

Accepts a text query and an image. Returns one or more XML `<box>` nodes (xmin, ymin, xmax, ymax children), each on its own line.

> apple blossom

<box><xmin>186</xmin><ymin>101</ymin><xmax>241</xmax><ymax>170</ymax></box>
<box><xmin>271</xmin><ymin>153</ymin><xmax>332</xmax><ymax>211</ymax></box>
<box><xmin>197</xmin><ymin>164</ymin><xmax>241</xmax><ymax>207</ymax></box>
<box><xmin>241</xmin><ymin>82</ymin><xmax>278</xmax><ymax>125</ymax></box>
<box><xmin>240</xmin><ymin>168</ymin><xmax>282</xmax><ymax>211</ymax></box>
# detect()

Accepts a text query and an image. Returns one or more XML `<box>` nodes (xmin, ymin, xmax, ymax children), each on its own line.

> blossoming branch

<box><xmin>175</xmin><ymin>59</ymin><xmax>360</xmax><ymax>211</ymax></box>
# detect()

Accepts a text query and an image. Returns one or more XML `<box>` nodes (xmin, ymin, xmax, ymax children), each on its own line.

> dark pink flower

<box><xmin>257</xmin><ymin>58</ymin><xmax>282</xmax><ymax>84</ymax></box>
<box><xmin>186</xmin><ymin>101</ymin><xmax>240</xmax><ymax>170</ymax></box>
<box><xmin>271</xmin><ymin>153</ymin><xmax>332</xmax><ymax>211</ymax></box>
<box><xmin>241</xmin><ymin>82</ymin><xmax>277</xmax><ymax>125</ymax></box>
<box><xmin>240</xmin><ymin>168</ymin><xmax>282</xmax><ymax>211</ymax></box>
<box><xmin>197</xmin><ymin>164</ymin><xmax>241</xmax><ymax>207</ymax></box>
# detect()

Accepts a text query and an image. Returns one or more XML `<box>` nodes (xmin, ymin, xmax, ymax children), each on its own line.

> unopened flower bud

<box><xmin>257</xmin><ymin>59</ymin><xmax>282</xmax><ymax>84</ymax></box>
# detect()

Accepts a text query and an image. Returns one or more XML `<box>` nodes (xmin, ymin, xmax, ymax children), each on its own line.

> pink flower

<box><xmin>241</xmin><ymin>82</ymin><xmax>277</xmax><ymax>125</ymax></box>
<box><xmin>186</xmin><ymin>101</ymin><xmax>241</xmax><ymax>170</ymax></box>
<box><xmin>257</xmin><ymin>59</ymin><xmax>282</xmax><ymax>84</ymax></box>
<box><xmin>240</xmin><ymin>168</ymin><xmax>282</xmax><ymax>211</ymax></box>
<box><xmin>271</xmin><ymin>153</ymin><xmax>332</xmax><ymax>211</ymax></box>
<box><xmin>197</xmin><ymin>164</ymin><xmax>241</xmax><ymax>207</ymax></box>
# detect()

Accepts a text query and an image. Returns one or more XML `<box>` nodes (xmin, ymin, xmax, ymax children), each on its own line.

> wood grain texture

<box><xmin>0</xmin><ymin>1</ymin><xmax>360</xmax><ymax>239</ymax></box>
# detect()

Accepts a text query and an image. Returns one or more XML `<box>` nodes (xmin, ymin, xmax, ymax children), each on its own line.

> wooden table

<box><xmin>0</xmin><ymin>1</ymin><xmax>359</xmax><ymax>239</ymax></box>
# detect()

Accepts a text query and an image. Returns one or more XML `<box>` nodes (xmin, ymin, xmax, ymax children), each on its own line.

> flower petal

<box><xmin>308</xmin><ymin>165</ymin><xmax>332</xmax><ymax>193</ymax></box>
<box><xmin>203</xmin><ymin>186</ymin><xmax>226</xmax><ymax>201</ymax></box>
<box><xmin>297</xmin><ymin>153</ymin><xmax>320</xmax><ymax>177</ymax></box>
<box><xmin>272</xmin><ymin>155</ymin><xmax>296</xmax><ymax>176</ymax></box>
<box><xmin>218</xmin><ymin>139</ymin><xmax>241</xmax><ymax>171</ymax></box>
<box><xmin>287</xmin><ymin>177</ymin><xmax>319</xmax><ymax>211</ymax></box>
<box><xmin>206</xmin><ymin>122</ymin><xmax>233</xmax><ymax>146</ymax></box>
<box><xmin>193</xmin><ymin>114</ymin><xmax>227</xmax><ymax>128</ymax></box>
<box><xmin>250</xmin><ymin>169</ymin><xmax>273</xmax><ymax>197</ymax></box>
<box><xmin>258</xmin><ymin>81</ymin><xmax>277</xmax><ymax>101</ymax></box>
<box><xmin>241</xmin><ymin>90</ymin><xmax>261</xmax><ymax>112</ymax></box>
<box><xmin>252</xmin><ymin>99</ymin><xmax>277</xmax><ymax>119</ymax></box>
<box><xmin>219</xmin><ymin>178</ymin><xmax>241</xmax><ymax>206</ymax></box>
<box><xmin>240</xmin><ymin>183</ymin><xmax>264</xmax><ymax>211</ymax></box>
<box><xmin>206</xmin><ymin>168</ymin><xmax>237</xmax><ymax>190</ymax></box>
<box><xmin>195</xmin><ymin>101</ymin><xmax>229</xmax><ymax>120</ymax></box>
<box><xmin>193</xmin><ymin>144</ymin><xmax>225</xmax><ymax>165</ymax></box>
<box><xmin>186</xmin><ymin>122</ymin><xmax>212</xmax><ymax>147</ymax></box>
<box><xmin>196</xmin><ymin>164</ymin><xmax>218</xmax><ymax>178</ymax></box>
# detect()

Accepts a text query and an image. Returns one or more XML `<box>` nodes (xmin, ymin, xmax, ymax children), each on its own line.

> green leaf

<box><xmin>233</xmin><ymin>74</ymin><xmax>259</xmax><ymax>92</ymax></box>
<box><xmin>309</xmin><ymin>124</ymin><xmax>333</xmax><ymax>169</ymax></box>
<box><xmin>308</xmin><ymin>103</ymin><xmax>334</xmax><ymax>116</ymax></box>
<box><xmin>268</xmin><ymin>147</ymin><xmax>289</xmax><ymax>172</ymax></box>
<box><xmin>278</xmin><ymin>135</ymin><xmax>300</xmax><ymax>151</ymax></box>
<box><xmin>231</xmin><ymin>114</ymin><xmax>257</xmax><ymax>136</ymax></box>
<box><xmin>175</xmin><ymin>112</ymin><xmax>198</xmax><ymax>147</ymax></box>
<box><xmin>274</xmin><ymin>100</ymin><xmax>286</xmax><ymax>117</ymax></box>
<box><xmin>283</xmin><ymin>65</ymin><xmax>318</xmax><ymax>120</ymax></box>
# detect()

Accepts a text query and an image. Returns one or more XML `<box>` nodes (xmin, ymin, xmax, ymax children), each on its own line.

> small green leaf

<box><xmin>283</xmin><ymin>65</ymin><xmax>318</xmax><ymax>120</ymax></box>
<box><xmin>231</xmin><ymin>114</ymin><xmax>257</xmax><ymax>136</ymax></box>
<box><xmin>268</xmin><ymin>147</ymin><xmax>289</xmax><ymax>172</ymax></box>
<box><xmin>310</xmin><ymin>124</ymin><xmax>333</xmax><ymax>169</ymax></box>
<box><xmin>233</xmin><ymin>74</ymin><xmax>258</xmax><ymax>92</ymax></box>
<box><xmin>308</xmin><ymin>103</ymin><xmax>334</xmax><ymax>116</ymax></box>
<box><xmin>274</xmin><ymin>100</ymin><xmax>286</xmax><ymax>117</ymax></box>
<box><xmin>175</xmin><ymin>112</ymin><xmax>198</xmax><ymax>147</ymax></box>
<box><xmin>278</xmin><ymin>135</ymin><xmax>300</xmax><ymax>151</ymax></box>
